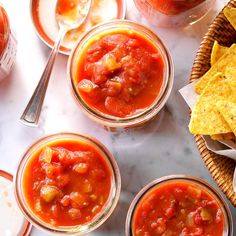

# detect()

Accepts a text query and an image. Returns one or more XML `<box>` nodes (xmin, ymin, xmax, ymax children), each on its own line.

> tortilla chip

<box><xmin>224</xmin><ymin>7</ymin><xmax>236</xmax><ymax>30</ymax></box>
<box><xmin>194</xmin><ymin>44</ymin><xmax>236</xmax><ymax>94</ymax></box>
<box><xmin>225</xmin><ymin>67</ymin><xmax>236</xmax><ymax>90</ymax></box>
<box><xmin>216</xmin><ymin>100</ymin><xmax>236</xmax><ymax>136</ymax></box>
<box><xmin>189</xmin><ymin>73</ymin><xmax>236</xmax><ymax>135</ymax></box>
<box><xmin>211</xmin><ymin>132</ymin><xmax>235</xmax><ymax>141</ymax></box>
<box><xmin>210</xmin><ymin>41</ymin><xmax>228</xmax><ymax>66</ymax></box>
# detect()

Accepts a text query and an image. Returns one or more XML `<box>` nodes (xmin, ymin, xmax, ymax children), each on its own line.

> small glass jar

<box><xmin>126</xmin><ymin>175</ymin><xmax>233</xmax><ymax>236</ymax></box>
<box><xmin>14</xmin><ymin>133</ymin><xmax>121</xmax><ymax>235</ymax></box>
<box><xmin>68</xmin><ymin>20</ymin><xmax>174</xmax><ymax>129</ymax></box>
<box><xmin>134</xmin><ymin>0</ymin><xmax>216</xmax><ymax>27</ymax></box>
<box><xmin>0</xmin><ymin>4</ymin><xmax>17</xmax><ymax>79</ymax></box>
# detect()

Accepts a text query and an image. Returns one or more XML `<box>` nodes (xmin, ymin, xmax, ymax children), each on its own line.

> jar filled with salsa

<box><xmin>0</xmin><ymin>4</ymin><xmax>17</xmax><ymax>79</ymax></box>
<box><xmin>15</xmin><ymin>133</ymin><xmax>121</xmax><ymax>235</ymax></box>
<box><xmin>126</xmin><ymin>175</ymin><xmax>233</xmax><ymax>236</ymax></box>
<box><xmin>69</xmin><ymin>20</ymin><xmax>173</xmax><ymax>129</ymax></box>
<box><xmin>134</xmin><ymin>0</ymin><xmax>216</xmax><ymax>27</ymax></box>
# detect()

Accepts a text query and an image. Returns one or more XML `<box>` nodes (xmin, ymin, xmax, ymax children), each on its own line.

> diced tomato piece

<box><xmin>105</xmin><ymin>79</ymin><xmax>122</xmax><ymax>96</ymax></box>
<box><xmin>68</xmin><ymin>208</ymin><xmax>82</xmax><ymax>220</ymax></box>
<box><xmin>70</xmin><ymin>192</ymin><xmax>89</xmax><ymax>207</ymax></box>
<box><xmin>77</xmin><ymin>79</ymin><xmax>97</xmax><ymax>93</ymax></box>
<box><xmin>40</xmin><ymin>185</ymin><xmax>59</xmax><ymax>203</ymax></box>
<box><xmin>56</xmin><ymin>174</ymin><xmax>70</xmax><ymax>188</ymax></box>
<box><xmin>60</xmin><ymin>195</ymin><xmax>71</xmax><ymax>207</ymax></box>
<box><xmin>42</xmin><ymin>163</ymin><xmax>63</xmax><ymax>179</ymax></box>
<box><xmin>104</xmin><ymin>54</ymin><xmax>121</xmax><ymax>72</ymax></box>
<box><xmin>39</xmin><ymin>146</ymin><xmax>53</xmax><ymax>163</ymax></box>
<box><xmin>156</xmin><ymin>218</ymin><xmax>166</xmax><ymax>234</ymax></box>
<box><xmin>73</xmin><ymin>163</ymin><xmax>89</xmax><ymax>174</ymax></box>
<box><xmin>194</xmin><ymin>210</ymin><xmax>204</xmax><ymax>225</ymax></box>
<box><xmin>55</xmin><ymin>148</ymin><xmax>78</xmax><ymax>166</ymax></box>
<box><xmin>165</xmin><ymin>207</ymin><xmax>176</xmax><ymax>219</ymax></box>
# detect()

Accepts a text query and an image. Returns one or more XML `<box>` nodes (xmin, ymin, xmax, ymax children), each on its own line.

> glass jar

<box><xmin>134</xmin><ymin>0</ymin><xmax>216</xmax><ymax>27</ymax></box>
<box><xmin>15</xmin><ymin>133</ymin><xmax>121</xmax><ymax>235</ymax></box>
<box><xmin>126</xmin><ymin>175</ymin><xmax>233</xmax><ymax>236</ymax></box>
<box><xmin>68</xmin><ymin>20</ymin><xmax>174</xmax><ymax>129</ymax></box>
<box><xmin>0</xmin><ymin>4</ymin><xmax>17</xmax><ymax>79</ymax></box>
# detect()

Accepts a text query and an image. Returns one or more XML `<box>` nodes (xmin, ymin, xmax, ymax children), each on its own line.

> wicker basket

<box><xmin>190</xmin><ymin>0</ymin><xmax>236</xmax><ymax>206</ymax></box>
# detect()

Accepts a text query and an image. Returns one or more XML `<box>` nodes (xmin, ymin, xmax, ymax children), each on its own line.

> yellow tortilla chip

<box><xmin>189</xmin><ymin>73</ymin><xmax>236</xmax><ymax>135</ymax></box>
<box><xmin>211</xmin><ymin>132</ymin><xmax>235</xmax><ymax>141</ymax></box>
<box><xmin>216</xmin><ymin>101</ymin><xmax>236</xmax><ymax>136</ymax></box>
<box><xmin>224</xmin><ymin>7</ymin><xmax>236</xmax><ymax>30</ymax></box>
<box><xmin>210</xmin><ymin>41</ymin><xmax>228</xmax><ymax>66</ymax></box>
<box><xmin>194</xmin><ymin>44</ymin><xmax>236</xmax><ymax>94</ymax></box>
<box><xmin>225</xmin><ymin>67</ymin><xmax>236</xmax><ymax>90</ymax></box>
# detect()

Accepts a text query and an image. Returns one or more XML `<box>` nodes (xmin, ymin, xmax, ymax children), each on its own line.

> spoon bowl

<box><xmin>56</xmin><ymin>0</ymin><xmax>91</xmax><ymax>29</ymax></box>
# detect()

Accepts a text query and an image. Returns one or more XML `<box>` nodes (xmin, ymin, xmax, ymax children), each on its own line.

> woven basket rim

<box><xmin>189</xmin><ymin>0</ymin><xmax>236</xmax><ymax>206</ymax></box>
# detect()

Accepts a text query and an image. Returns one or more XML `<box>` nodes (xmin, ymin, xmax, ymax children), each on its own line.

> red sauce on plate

<box><xmin>132</xmin><ymin>181</ymin><xmax>224</xmax><ymax>236</ymax></box>
<box><xmin>23</xmin><ymin>139</ymin><xmax>112</xmax><ymax>227</ymax></box>
<box><xmin>76</xmin><ymin>30</ymin><xmax>165</xmax><ymax>118</ymax></box>
<box><xmin>147</xmin><ymin>0</ymin><xmax>205</xmax><ymax>15</ymax></box>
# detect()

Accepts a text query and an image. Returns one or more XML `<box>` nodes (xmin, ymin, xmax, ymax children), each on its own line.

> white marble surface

<box><xmin>0</xmin><ymin>0</ymin><xmax>235</xmax><ymax>235</ymax></box>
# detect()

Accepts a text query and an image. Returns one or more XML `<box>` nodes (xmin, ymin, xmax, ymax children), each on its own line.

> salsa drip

<box><xmin>76</xmin><ymin>31</ymin><xmax>164</xmax><ymax>118</ymax></box>
<box><xmin>147</xmin><ymin>0</ymin><xmax>205</xmax><ymax>16</ymax></box>
<box><xmin>23</xmin><ymin>140</ymin><xmax>112</xmax><ymax>227</ymax></box>
<box><xmin>132</xmin><ymin>181</ymin><xmax>225</xmax><ymax>236</ymax></box>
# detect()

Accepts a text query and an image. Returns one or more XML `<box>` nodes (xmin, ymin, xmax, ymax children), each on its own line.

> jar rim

<box><xmin>14</xmin><ymin>132</ymin><xmax>121</xmax><ymax>235</ymax></box>
<box><xmin>68</xmin><ymin>19</ymin><xmax>174</xmax><ymax>128</ymax></box>
<box><xmin>125</xmin><ymin>175</ymin><xmax>233</xmax><ymax>236</ymax></box>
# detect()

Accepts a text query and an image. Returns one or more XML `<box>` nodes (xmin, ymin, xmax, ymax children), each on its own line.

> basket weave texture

<box><xmin>190</xmin><ymin>0</ymin><xmax>236</xmax><ymax>206</ymax></box>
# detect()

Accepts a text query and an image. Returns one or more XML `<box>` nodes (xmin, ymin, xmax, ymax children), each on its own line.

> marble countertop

<box><xmin>0</xmin><ymin>0</ymin><xmax>235</xmax><ymax>235</ymax></box>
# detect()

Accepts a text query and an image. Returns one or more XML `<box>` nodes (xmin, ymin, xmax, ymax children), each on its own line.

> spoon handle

<box><xmin>20</xmin><ymin>29</ymin><xmax>66</xmax><ymax>126</ymax></box>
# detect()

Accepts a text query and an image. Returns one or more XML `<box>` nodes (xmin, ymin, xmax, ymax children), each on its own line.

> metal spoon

<box><xmin>20</xmin><ymin>0</ymin><xmax>91</xmax><ymax>126</ymax></box>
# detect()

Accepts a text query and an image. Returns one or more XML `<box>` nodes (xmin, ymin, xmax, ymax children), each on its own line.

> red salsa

<box><xmin>147</xmin><ymin>0</ymin><xmax>205</xmax><ymax>16</ymax></box>
<box><xmin>23</xmin><ymin>139</ymin><xmax>112</xmax><ymax>227</ymax></box>
<box><xmin>75</xmin><ymin>30</ymin><xmax>164</xmax><ymax>118</ymax></box>
<box><xmin>132</xmin><ymin>181</ymin><xmax>225</xmax><ymax>236</ymax></box>
<box><xmin>0</xmin><ymin>5</ymin><xmax>9</xmax><ymax>58</ymax></box>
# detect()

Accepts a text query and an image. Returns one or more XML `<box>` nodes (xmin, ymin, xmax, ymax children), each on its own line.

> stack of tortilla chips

<box><xmin>189</xmin><ymin>7</ymin><xmax>236</xmax><ymax>142</ymax></box>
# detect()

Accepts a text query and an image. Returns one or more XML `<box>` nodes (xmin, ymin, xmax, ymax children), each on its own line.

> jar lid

<box><xmin>0</xmin><ymin>170</ymin><xmax>32</xmax><ymax>236</ymax></box>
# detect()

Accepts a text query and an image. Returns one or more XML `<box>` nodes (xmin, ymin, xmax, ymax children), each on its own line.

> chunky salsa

<box><xmin>22</xmin><ymin>139</ymin><xmax>112</xmax><ymax>227</ymax></box>
<box><xmin>75</xmin><ymin>30</ymin><xmax>164</xmax><ymax>118</ymax></box>
<box><xmin>132</xmin><ymin>181</ymin><xmax>225</xmax><ymax>236</ymax></box>
<box><xmin>147</xmin><ymin>0</ymin><xmax>205</xmax><ymax>16</ymax></box>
